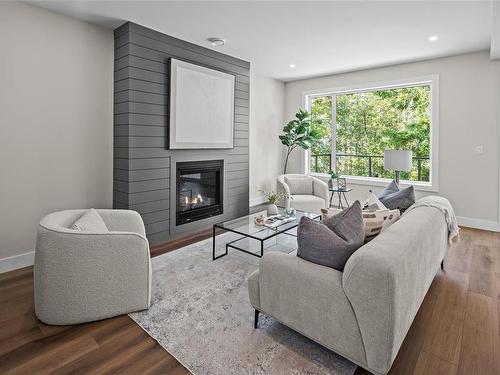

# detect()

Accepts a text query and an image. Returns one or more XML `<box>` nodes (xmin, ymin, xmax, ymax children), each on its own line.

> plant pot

<box><xmin>328</xmin><ymin>179</ymin><xmax>334</xmax><ymax>188</ymax></box>
<box><xmin>267</xmin><ymin>203</ymin><xmax>278</xmax><ymax>216</ymax></box>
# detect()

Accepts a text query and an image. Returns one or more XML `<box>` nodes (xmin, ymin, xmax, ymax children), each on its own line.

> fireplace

<box><xmin>176</xmin><ymin>160</ymin><xmax>223</xmax><ymax>225</ymax></box>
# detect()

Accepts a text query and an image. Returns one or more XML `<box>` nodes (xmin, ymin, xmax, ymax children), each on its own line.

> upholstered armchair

<box><xmin>34</xmin><ymin>209</ymin><xmax>152</xmax><ymax>325</ymax></box>
<box><xmin>277</xmin><ymin>174</ymin><xmax>329</xmax><ymax>214</ymax></box>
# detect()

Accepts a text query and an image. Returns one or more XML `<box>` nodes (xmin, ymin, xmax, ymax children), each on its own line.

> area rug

<box><xmin>129</xmin><ymin>232</ymin><xmax>357</xmax><ymax>375</ymax></box>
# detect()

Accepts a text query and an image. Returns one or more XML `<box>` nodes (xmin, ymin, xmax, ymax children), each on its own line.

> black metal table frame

<box><xmin>212</xmin><ymin>224</ymin><xmax>299</xmax><ymax>260</ymax></box>
<box><xmin>329</xmin><ymin>189</ymin><xmax>352</xmax><ymax>209</ymax></box>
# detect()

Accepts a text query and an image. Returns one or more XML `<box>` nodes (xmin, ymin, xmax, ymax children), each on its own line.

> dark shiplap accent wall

<box><xmin>113</xmin><ymin>22</ymin><xmax>250</xmax><ymax>245</ymax></box>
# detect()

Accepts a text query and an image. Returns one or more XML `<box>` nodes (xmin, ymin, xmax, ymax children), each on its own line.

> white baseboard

<box><xmin>457</xmin><ymin>216</ymin><xmax>500</xmax><ymax>232</ymax></box>
<box><xmin>249</xmin><ymin>196</ymin><xmax>267</xmax><ymax>207</ymax></box>
<box><xmin>0</xmin><ymin>251</ymin><xmax>35</xmax><ymax>274</ymax></box>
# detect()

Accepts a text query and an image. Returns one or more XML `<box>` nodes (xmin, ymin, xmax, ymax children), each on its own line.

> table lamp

<box><xmin>384</xmin><ymin>150</ymin><xmax>412</xmax><ymax>185</ymax></box>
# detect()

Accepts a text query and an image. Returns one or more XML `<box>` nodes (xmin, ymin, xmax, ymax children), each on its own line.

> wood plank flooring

<box><xmin>1</xmin><ymin>226</ymin><xmax>499</xmax><ymax>374</ymax></box>
<box><xmin>355</xmin><ymin>227</ymin><xmax>500</xmax><ymax>375</ymax></box>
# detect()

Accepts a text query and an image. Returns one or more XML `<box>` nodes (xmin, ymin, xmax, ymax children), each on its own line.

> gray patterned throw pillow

<box><xmin>378</xmin><ymin>180</ymin><xmax>415</xmax><ymax>212</ymax></box>
<box><xmin>297</xmin><ymin>201</ymin><xmax>364</xmax><ymax>271</ymax></box>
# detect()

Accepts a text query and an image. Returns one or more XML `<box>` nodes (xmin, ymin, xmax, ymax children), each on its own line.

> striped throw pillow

<box><xmin>322</xmin><ymin>207</ymin><xmax>400</xmax><ymax>242</ymax></box>
<box><xmin>362</xmin><ymin>210</ymin><xmax>386</xmax><ymax>242</ymax></box>
<box><xmin>362</xmin><ymin>208</ymin><xmax>401</xmax><ymax>242</ymax></box>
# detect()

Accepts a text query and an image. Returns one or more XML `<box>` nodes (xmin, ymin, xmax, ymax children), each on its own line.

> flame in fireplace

<box><xmin>184</xmin><ymin>193</ymin><xmax>206</xmax><ymax>206</ymax></box>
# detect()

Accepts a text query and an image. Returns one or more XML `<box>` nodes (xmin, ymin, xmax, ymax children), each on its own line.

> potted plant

<box><xmin>260</xmin><ymin>189</ymin><xmax>290</xmax><ymax>216</ymax></box>
<box><xmin>328</xmin><ymin>170</ymin><xmax>338</xmax><ymax>188</ymax></box>
<box><xmin>279</xmin><ymin>109</ymin><xmax>320</xmax><ymax>174</ymax></box>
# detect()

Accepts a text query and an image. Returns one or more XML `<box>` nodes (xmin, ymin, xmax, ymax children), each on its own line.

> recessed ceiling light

<box><xmin>428</xmin><ymin>35</ymin><xmax>439</xmax><ymax>42</ymax></box>
<box><xmin>289</xmin><ymin>64</ymin><xmax>297</xmax><ymax>69</ymax></box>
<box><xmin>207</xmin><ymin>37</ymin><xmax>226</xmax><ymax>47</ymax></box>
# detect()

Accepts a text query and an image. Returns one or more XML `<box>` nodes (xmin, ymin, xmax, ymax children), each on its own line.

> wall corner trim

<box><xmin>0</xmin><ymin>251</ymin><xmax>35</xmax><ymax>274</ymax></box>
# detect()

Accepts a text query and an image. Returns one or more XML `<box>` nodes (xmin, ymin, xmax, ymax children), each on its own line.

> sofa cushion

<box><xmin>362</xmin><ymin>210</ymin><xmax>386</xmax><ymax>242</ymax></box>
<box><xmin>323</xmin><ymin>206</ymin><xmax>401</xmax><ymax>242</ymax></box>
<box><xmin>382</xmin><ymin>208</ymin><xmax>401</xmax><ymax>231</ymax></box>
<box><xmin>71</xmin><ymin>208</ymin><xmax>109</xmax><ymax>233</ymax></box>
<box><xmin>297</xmin><ymin>201</ymin><xmax>364</xmax><ymax>271</ymax></box>
<box><xmin>285</xmin><ymin>176</ymin><xmax>313</xmax><ymax>195</ymax></box>
<box><xmin>362</xmin><ymin>208</ymin><xmax>400</xmax><ymax>242</ymax></box>
<box><xmin>378</xmin><ymin>180</ymin><xmax>415</xmax><ymax>212</ymax></box>
<box><xmin>363</xmin><ymin>192</ymin><xmax>387</xmax><ymax>211</ymax></box>
<box><xmin>320</xmin><ymin>207</ymin><xmax>342</xmax><ymax>220</ymax></box>
<box><xmin>290</xmin><ymin>194</ymin><xmax>325</xmax><ymax>214</ymax></box>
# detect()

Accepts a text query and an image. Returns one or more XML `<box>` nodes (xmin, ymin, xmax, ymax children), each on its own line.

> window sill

<box><xmin>309</xmin><ymin>173</ymin><xmax>439</xmax><ymax>193</ymax></box>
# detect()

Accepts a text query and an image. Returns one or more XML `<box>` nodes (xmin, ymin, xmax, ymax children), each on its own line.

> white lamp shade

<box><xmin>384</xmin><ymin>150</ymin><xmax>413</xmax><ymax>172</ymax></box>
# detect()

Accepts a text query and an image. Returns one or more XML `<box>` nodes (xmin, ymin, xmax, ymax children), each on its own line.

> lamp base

<box><xmin>395</xmin><ymin>171</ymin><xmax>400</xmax><ymax>186</ymax></box>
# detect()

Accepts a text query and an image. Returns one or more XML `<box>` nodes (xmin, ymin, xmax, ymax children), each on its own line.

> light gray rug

<box><xmin>129</xmin><ymin>232</ymin><xmax>357</xmax><ymax>375</ymax></box>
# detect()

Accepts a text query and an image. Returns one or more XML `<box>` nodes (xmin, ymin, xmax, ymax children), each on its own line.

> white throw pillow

<box><xmin>71</xmin><ymin>208</ymin><xmax>109</xmax><ymax>233</ymax></box>
<box><xmin>381</xmin><ymin>209</ymin><xmax>401</xmax><ymax>232</ymax></box>
<box><xmin>321</xmin><ymin>207</ymin><xmax>342</xmax><ymax>220</ymax></box>
<box><xmin>322</xmin><ymin>206</ymin><xmax>400</xmax><ymax>242</ymax></box>
<box><xmin>362</xmin><ymin>192</ymin><xmax>387</xmax><ymax>211</ymax></box>
<box><xmin>362</xmin><ymin>209</ymin><xmax>388</xmax><ymax>242</ymax></box>
<box><xmin>284</xmin><ymin>176</ymin><xmax>314</xmax><ymax>195</ymax></box>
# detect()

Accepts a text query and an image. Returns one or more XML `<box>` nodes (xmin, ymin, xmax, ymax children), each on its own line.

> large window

<box><xmin>306</xmin><ymin>78</ymin><xmax>437</xmax><ymax>186</ymax></box>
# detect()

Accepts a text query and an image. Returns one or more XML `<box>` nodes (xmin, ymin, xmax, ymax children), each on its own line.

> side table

<box><xmin>329</xmin><ymin>187</ymin><xmax>353</xmax><ymax>209</ymax></box>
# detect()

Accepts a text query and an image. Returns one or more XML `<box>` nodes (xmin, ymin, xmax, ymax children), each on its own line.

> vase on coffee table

<box><xmin>267</xmin><ymin>204</ymin><xmax>278</xmax><ymax>216</ymax></box>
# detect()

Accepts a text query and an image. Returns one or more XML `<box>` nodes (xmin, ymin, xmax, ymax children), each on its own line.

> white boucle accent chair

<box><xmin>277</xmin><ymin>174</ymin><xmax>329</xmax><ymax>214</ymax></box>
<box><xmin>34</xmin><ymin>209</ymin><xmax>152</xmax><ymax>325</ymax></box>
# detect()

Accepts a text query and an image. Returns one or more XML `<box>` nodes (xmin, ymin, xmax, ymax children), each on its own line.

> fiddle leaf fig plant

<box><xmin>279</xmin><ymin>109</ymin><xmax>320</xmax><ymax>174</ymax></box>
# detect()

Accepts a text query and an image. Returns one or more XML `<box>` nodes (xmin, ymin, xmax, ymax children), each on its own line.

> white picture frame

<box><xmin>169</xmin><ymin>58</ymin><xmax>235</xmax><ymax>149</ymax></box>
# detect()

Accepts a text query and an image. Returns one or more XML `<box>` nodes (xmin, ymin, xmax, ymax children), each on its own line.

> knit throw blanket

<box><xmin>404</xmin><ymin>196</ymin><xmax>460</xmax><ymax>245</ymax></box>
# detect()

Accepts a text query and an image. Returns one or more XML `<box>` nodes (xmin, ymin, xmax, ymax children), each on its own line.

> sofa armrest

<box><xmin>35</xmin><ymin>227</ymin><xmax>152</xmax><ymax>322</ymax></box>
<box><xmin>35</xmin><ymin>228</ymin><xmax>151</xmax><ymax>281</ymax></box>
<box><xmin>98</xmin><ymin>209</ymin><xmax>146</xmax><ymax>236</ymax></box>
<box><xmin>342</xmin><ymin>206</ymin><xmax>448</xmax><ymax>374</ymax></box>
<box><xmin>255</xmin><ymin>251</ymin><xmax>366</xmax><ymax>364</ymax></box>
<box><xmin>258</xmin><ymin>252</ymin><xmax>345</xmax><ymax>315</ymax></box>
<box><xmin>247</xmin><ymin>269</ymin><xmax>260</xmax><ymax>310</ymax></box>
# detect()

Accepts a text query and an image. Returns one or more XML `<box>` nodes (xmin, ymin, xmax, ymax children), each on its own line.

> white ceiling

<box><xmin>28</xmin><ymin>1</ymin><xmax>497</xmax><ymax>81</ymax></box>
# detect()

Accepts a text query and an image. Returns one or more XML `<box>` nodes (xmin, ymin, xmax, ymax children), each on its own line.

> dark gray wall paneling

<box><xmin>113</xmin><ymin>22</ymin><xmax>250</xmax><ymax>245</ymax></box>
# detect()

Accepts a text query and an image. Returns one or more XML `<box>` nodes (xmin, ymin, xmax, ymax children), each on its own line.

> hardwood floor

<box><xmin>354</xmin><ymin>227</ymin><xmax>500</xmax><ymax>375</ymax></box>
<box><xmin>1</xmin><ymin>227</ymin><xmax>499</xmax><ymax>374</ymax></box>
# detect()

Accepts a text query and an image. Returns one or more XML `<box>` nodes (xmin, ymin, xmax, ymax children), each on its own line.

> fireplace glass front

<box><xmin>176</xmin><ymin>160</ymin><xmax>223</xmax><ymax>225</ymax></box>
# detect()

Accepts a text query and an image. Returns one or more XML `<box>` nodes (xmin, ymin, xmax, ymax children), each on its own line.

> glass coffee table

<box><xmin>212</xmin><ymin>208</ymin><xmax>320</xmax><ymax>260</ymax></box>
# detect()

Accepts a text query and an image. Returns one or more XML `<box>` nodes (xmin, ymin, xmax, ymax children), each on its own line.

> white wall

<box><xmin>0</xmin><ymin>2</ymin><xmax>114</xmax><ymax>271</ymax></box>
<box><xmin>249</xmin><ymin>72</ymin><xmax>285</xmax><ymax>205</ymax></box>
<box><xmin>285</xmin><ymin>52</ymin><xmax>500</xmax><ymax>229</ymax></box>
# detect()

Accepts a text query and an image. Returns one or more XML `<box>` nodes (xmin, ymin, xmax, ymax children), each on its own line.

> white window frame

<box><xmin>302</xmin><ymin>75</ymin><xmax>439</xmax><ymax>192</ymax></box>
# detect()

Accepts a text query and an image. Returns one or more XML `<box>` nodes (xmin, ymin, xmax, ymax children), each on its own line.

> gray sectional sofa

<box><xmin>248</xmin><ymin>204</ymin><xmax>449</xmax><ymax>374</ymax></box>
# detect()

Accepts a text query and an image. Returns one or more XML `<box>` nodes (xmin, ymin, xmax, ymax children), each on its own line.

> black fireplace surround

<box><xmin>176</xmin><ymin>160</ymin><xmax>224</xmax><ymax>225</ymax></box>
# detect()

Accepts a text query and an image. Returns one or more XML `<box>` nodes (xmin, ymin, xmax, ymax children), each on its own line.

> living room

<box><xmin>0</xmin><ymin>1</ymin><xmax>499</xmax><ymax>374</ymax></box>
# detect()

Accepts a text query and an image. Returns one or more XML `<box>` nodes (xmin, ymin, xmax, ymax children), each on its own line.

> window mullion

<box><xmin>331</xmin><ymin>94</ymin><xmax>337</xmax><ymax>172</ymax></box>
